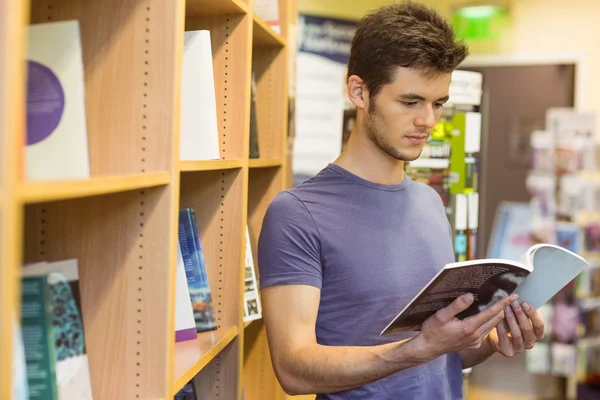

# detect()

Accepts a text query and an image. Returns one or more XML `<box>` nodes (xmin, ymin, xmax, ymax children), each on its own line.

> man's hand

<box><xmin>411</xmin><ymin>292</ymin><xmax>519</xmax><ymax>362</ymax></box>
<box><xmin>487</xmin><ymin>300</ymin><xmax>546</xmax><ymax>358</ymax></box>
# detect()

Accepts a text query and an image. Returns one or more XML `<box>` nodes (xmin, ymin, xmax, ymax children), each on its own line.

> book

<box><xmin>21</xmin><ymin>276</ymin><xmax>58</xmax><ymax>400</ymax></box>
<box><xmin>178</xmin><ymin>208</ymin><xmax>217</xmax><ymax>333</ymax></box>
<box><xmin>381</xmin><ymin>243</ymin><xmax>589</xmax><ymax>335</ymax></box>
<box><xmin>26</xmin><ymin>20</ymin><xmax>90</xmax><ymax>181</ymax></box>
<box><xmin>22</xmin><ymin>260</ymin><xmax>95</xmax><ymax>400</ymax></box>
<box><xmin>174</xmin><ymin>240</ymin><xmax>198</xmax><ymax>342</ymax></box>
<box><xmin>180</xmin><ymin>30</ymin><xmax>220</xmax><ymax>161</ymax></box>
<box><xmin>243</xmin><ymin>226</ymin><xmax>262</xmax><ymax>323</ymax></box>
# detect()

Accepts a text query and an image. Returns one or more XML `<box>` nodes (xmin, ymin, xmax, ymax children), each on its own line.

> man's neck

<box><xmin>334</xmin><ymin>121</ymin><xmax>406</xmax><ymax>186</ymax></box>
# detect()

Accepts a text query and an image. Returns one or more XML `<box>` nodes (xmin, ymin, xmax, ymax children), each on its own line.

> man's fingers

<box><xmin>475</xmin><ymin>309</ymin><xmax>505</xmax><ymax>338</ymax></box>
<box><xmin>436</xmin><ymin>293</ymin><xmax>474</xmax><ymax>323</ymax></box>
<box><xmin>511</xmin><ymin>301</ymin><xmax>536</xmax><ymax>349</ymax></box>
<box><xmin>496</xmin><ymin>321</ymin><xmax>513</xmax><ymax>357</ymax></box>
<box><xmin>505</xmin><ymin>305</ymin><xmax>524</xmax><ymax>353</ymax></box>
<box><xmin>523</xmin><ymin>302</ymin><xmax>546</xmax><ymax>340</ymax></box>
<box><xmin>467</xmin><ymin>293</ymin><xmax>518</xmax><ymax>328</ymax></box>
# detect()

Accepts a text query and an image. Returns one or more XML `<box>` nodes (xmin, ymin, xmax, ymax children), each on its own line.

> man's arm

<box><xmin>262</xmin><ymin>284</ymin><xmax>517</xmax><ymax>396</ymax></box>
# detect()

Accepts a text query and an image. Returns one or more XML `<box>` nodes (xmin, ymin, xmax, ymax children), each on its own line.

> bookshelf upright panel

<box><xmin>252</xmin><ymin>45</ymin><xmax>287</xmax><ymax>161</ymax></box>
<box><xmin>0</xmin><ymin>0</ymin><xmax>28</xmax><ymax>398</ymax></box>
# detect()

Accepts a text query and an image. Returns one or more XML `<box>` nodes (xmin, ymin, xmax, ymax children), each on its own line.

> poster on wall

<box><xmin>293</xmin><ymin>14</ymin><xmax>357</xmax><ymax>186</ymax></box>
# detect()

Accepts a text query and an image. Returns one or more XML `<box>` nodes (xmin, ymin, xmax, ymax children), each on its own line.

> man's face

<box><xmin>364</xmin><ymin>67</ymin><xmax>451</xmax><ymax>162</ymax></box>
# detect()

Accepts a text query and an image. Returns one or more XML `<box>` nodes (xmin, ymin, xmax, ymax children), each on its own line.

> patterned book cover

<box><xmin>21</xmin><ymin>276</ymin><xmax>58</xmax><ymax>400</ymax></box>
<box><xmin>22</xmin><ymin>260</ymin><xmax>95</xmax><ymax>400</ymax></box>
<box><xmin>178</xmin><ymin>208</ymin><xmax>217</xmax><ymax>332</ymax></box>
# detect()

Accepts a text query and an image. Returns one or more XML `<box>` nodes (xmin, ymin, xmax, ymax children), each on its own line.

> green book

<box><xmin>21</xmin><ymin>276</ymin><xmax>58</xmax><ymax>400</ymax></box>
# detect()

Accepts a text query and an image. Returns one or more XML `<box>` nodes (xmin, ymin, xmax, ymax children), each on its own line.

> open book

<box><xmin>381</xmin><ymin>244</ymin><xmax>589</xmax><ymax>336</ymax></box>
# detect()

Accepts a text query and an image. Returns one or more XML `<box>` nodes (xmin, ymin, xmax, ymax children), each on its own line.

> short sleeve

<box><xmin>257</xmin><ymin>190</ymin><xmax>323</xmax><ymax>290</ymax></box>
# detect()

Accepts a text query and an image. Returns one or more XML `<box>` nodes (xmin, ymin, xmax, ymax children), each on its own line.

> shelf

<box><xmin>18</xmin><ymin>172</ymin><xmax>170</xmax><ymax>204</ymax></box>
<box><xmin>253</xmin><ymin>14</ymin><xmax>286</xmax><ymax>48</ymax></box>
<box><xmin>179</xmin><ymin>159</ymin><xmax>243</xmax><ymax>172</ymax></box>
<box><xmin>186</xmin><ymin>0</ymin><xmax>248</xmax><ymax>18</ymax></box>
<box><xmin>173</xmin><ymin>326</ymin><xmax>239</xmax><ymax>394</ymax></box>
<box><xmin>248</xmin><ymin>158</ymin><xmax>282</xmax><ymax>168</ymax></box>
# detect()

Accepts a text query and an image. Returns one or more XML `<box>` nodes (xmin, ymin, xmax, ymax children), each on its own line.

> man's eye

<box><xmin>433</xmin><ymin>102</ymin><xmax>444</xmax><ymax>109</ymax></box>
<box><xmin>401</xmin><ymin>101</ymin><xmax>417</xmax><ymax>107</ymax></box>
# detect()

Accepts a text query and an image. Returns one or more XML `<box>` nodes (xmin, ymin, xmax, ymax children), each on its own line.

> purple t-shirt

<box><xmin>257</xmin><ymin>163</ymin><xmax>463</xmax><ymax>399</ymax></box>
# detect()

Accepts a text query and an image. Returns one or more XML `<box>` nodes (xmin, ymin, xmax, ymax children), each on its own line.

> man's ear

<box><xmin>347</xmin><ymin>75</ymin><xmax>366</xmax><ymax>109</ymax></box>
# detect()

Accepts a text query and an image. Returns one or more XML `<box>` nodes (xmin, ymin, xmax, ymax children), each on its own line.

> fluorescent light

<box><xmin>456</xmin><ymin>5</ymin><xmax>504</xmax><ymax>18</ymax></box>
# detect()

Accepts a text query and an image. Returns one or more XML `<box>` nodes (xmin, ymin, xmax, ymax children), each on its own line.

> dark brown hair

<box><xmin>347</xmin><ymin>0</ymin><xmax>469</xmax><ymax>102</ymax></box>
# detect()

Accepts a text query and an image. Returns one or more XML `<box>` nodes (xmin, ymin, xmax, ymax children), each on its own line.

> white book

<box><xmin>22</xmin><ymin>259</ymin><xmax>94</xmax><ymax>400</ymax></box>
<box><xmin>26</xmin><ymin>21</ymin><xmax>90</xmax><ymax>181</ymax></box>
<box><xmin>175</xmin><ymin>240</ymin><xmax>198</xmax><ymax>342</ymax></box>
<box><xmin>180</xmin><ymin>30</ymin><xmax>220</xmax><ymax>161</ymax></box>
<box><xmin>244</xmin><ymin>227</ymin><xmax>262</xmax><ymax>322</ymax></box>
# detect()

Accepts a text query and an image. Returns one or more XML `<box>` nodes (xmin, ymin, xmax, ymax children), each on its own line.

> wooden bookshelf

<box><xmin>18</xmin><ymin>172</ymin><xmax>171</xmax><ymax>203</ymax></box>
<box><xmin>253</xmin><ymin>14</ymin><xmax>286</xmax><ymax>48</ymax></box>
<box><xmin>179</xmin><ymin>159</ymin><xmax>243</xmax><ymax>172</ymax></box>
<box><xmin>173</xmin><ymin>326</ymin><xmax>239</xmax><ymax>394</ymax></box>
<box><xmin>1</xmin><ymin>0</ymin><xmax>292</xmax><ymax>399</ymax></box>
<box><xmin>249</xmin><ymin>158</ymin><xmax>283</xmax><ymax>168</ymax></box>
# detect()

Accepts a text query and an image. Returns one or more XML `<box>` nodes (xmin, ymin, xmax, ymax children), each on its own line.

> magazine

<box><xmin>381</xmin><ymin>244</ymin><xmax>589</xmax><ymax>335</ymax></box>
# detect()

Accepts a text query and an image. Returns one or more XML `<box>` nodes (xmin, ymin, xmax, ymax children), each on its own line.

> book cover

<box><xmin>180</xmin><ymin>30</ymin><xmax>220</xmax><ymax>161</ymax></box>
<box><xmin>22</xmin><ymin>260</ymin><xmax>95</xmax><ymax>400</ymax></box>
<box><xmin>381</xmin><ymin>244</ymin><xmax>589</xmax><ymax>335</ymax></box>
<box><xmin>178</xmin><ymin>208</ymin><xmax>217</xmax><ymax>333</ymax></box>
<box><xmin>244</xmin><ymin>226</ymin><xmax>262</xmax><ymax>322</ymax></box>
<box><xmin>26</xmin><ymin>20</ymin><xmax>90</xmax><ymax>181</ymax></box>
<box><xmin>21</xmin><ymin>276</ymin><xmax>58</xmax><ymax>400</ymax></box>
<box><xmin>249</xmin><ymin>72</ymin><xmax>260</xmax><ymax>159</ymax></box>
<box><xmin>12</xmin><ymin>317</ymin><xmax>30</xmax><ymax>400</ymax></box>
<box><xmin>175</xmin><ymin>240</ymin><xmax>198</xmax><ymax>342</ymax></box>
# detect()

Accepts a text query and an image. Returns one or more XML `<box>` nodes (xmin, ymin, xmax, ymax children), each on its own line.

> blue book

<box><xmin>178</xmin><ymin>208</ymin><xmax>217</xmax><ymax>332</ymax></box>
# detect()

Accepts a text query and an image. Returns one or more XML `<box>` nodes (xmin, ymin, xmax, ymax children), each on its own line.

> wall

<box><xmin>298</xmin><ymin>0</ymin><xmax>600</xmax><ymax>131</ymax></box>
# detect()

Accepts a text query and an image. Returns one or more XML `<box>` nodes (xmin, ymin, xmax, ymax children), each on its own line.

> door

<box><xmin>463</xmin><ymin>63</ymin><xmax>575</xmax><ymax>399</ymax></box>
<box><xmin>466</xmin><ymin>64</ymin><xmax>575</xmax><ymax>259</ymax></box>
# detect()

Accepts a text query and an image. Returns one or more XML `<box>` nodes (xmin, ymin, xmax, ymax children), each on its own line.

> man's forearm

<box><xmin>460</xmin><ymin>334</ymin><xmax>496</xmax><ymax>369</ymax></box>
<box><xmin>278</xmin><ymin>337</ymin><xmax>433</xmax><ymax>395</ymax></box>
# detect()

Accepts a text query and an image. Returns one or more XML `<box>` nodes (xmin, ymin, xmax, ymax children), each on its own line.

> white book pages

<box><xmin>26</xmin><ymin>20</ymin><xmax>90</xmax><ymax>181</ymax></box>
<box><xmin>180</xmin><ymin>30</ymin><xmax>220</xmax><ymax>161</ymax></box>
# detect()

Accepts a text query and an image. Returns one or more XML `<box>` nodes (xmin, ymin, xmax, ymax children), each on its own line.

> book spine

<box><xmin>21</xmin><ymin>276</ymin><xmax>58</xmax><ymax>400</ymax></box>
<box><xmin>178</xmin><ymin>208</ymin><xmax>217</xmax><ymax>332</ymax></box>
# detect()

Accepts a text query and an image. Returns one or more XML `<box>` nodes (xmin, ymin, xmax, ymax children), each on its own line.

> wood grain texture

<box><xmin>30</xmin><ymin>0</ymin><xmax>177</xmax><ymax>175</ymax></box>
<box><xmin>253</xmin><ymin>46</ymin><xmax>287</xmax><ymax>160</ymax></box>
<box><xmin>179</xmin><ymin>169</ymin><xmax>244</xmax><ymax>329</ymax></box>
<box><xmin>194</xmin><ymin>337</ymin><xmax>241</xmax><ymax>399</ymax></box>
<box><xmin>243</xmin><ymin>320</ymin><xmax>284</xmax><ymax>400</ymax></box>
<box><xmin>186</xmin><ymin>0</ymin><xmax>247</xmax><ymax>18</ymax></box>
<box><xmin>23</xmin><ymin>186</ymin><xmax>173</xmax><ymax>399</ymax></box>
<box><xmin>185</xmin><ymin>14</ymin><xmax>252</xmax><ymax>161</ymax></box>
<box><xmin>253</xmin><ymin>13</ymin><xmax>286</xmax><ymax>48</ymax></box>
<box><xmin>0</xmin><ymin>0</ymin><xmax>28</xmax><ymax>398</ymax></box>
<box><xmin>179</xmin><ymin>159</ymin><xmax>243</xmax><ymax>172</ymax></box>
<box><xmin>18</xmin><ymin>172</ymin><xmax>170</xmax><ymax>203</ymax></box>
<box><xmin>172</xmin><ymin>326</ymin><xmax>239</xmax><ymax>394</ymax></box>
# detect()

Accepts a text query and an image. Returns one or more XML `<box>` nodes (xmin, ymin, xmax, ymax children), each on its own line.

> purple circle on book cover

<box><xmin>26</xmin><ymin>60</ymin><xmax>65</xmax><ymax>145</ymax></box>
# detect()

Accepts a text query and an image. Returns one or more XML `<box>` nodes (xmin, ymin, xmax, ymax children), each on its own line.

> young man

<box><xmin>257</xmin><ymin>1</ymin><xmax>546</xmax><ymax>399</ymax></box>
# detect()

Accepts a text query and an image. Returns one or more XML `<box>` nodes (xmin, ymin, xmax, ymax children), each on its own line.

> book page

<box><xmin>381</xmin><ymin>261</ymin><xmax>529</xmax><ymax>335</ymax></box>
<box><xmin>515</xmin><ymin>244</ymin><xmax>588</xmax><ymax>309</ymax></box>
